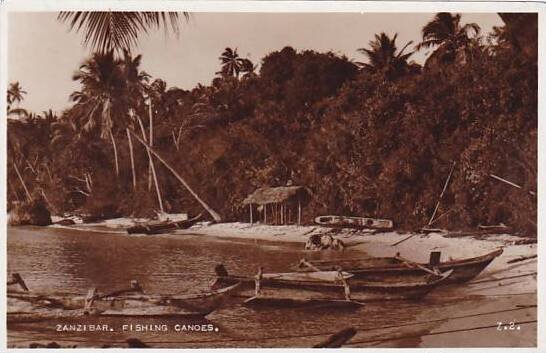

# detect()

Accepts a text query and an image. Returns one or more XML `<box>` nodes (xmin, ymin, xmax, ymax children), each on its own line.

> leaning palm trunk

<box><xmin>128</xmin><ymin>129</ymin><xmax>222</xmax><ymax>222</ymax></box>
<box><xmin>13</xmin><ymin>161</ymin><xmax>32</xmax><ymax>201</ymax></box>
<box><xmin>147</xmin><ymin>99</ymin><xmax>154</xmax><ymax>191</ymax></box>
<box><xmin>109</xmin><ymin>130</ymin><xmax>120</xmax><ymax>177</ymax></box>
<box><xmin>126</xmin><ymin>128</ymin><xmax>137</xmax><ymax>191</ymax></box>
<box><xmin>136</xmin><ymin>116</ymin><xmax>164</xmax><ymax>213</ymax></box>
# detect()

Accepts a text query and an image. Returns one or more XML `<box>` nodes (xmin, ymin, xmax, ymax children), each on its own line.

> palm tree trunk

<box><xmin>13</xmin><ymin>161</ymin><xmax>32</xmax><ymax>201</ymax></box>
<box><xmin>136</xmin><ymin>116</ymin><xmax>164</xmax><ymax>213</ymax></box>
<box><xmin>126</xmin><ymin>128</ymin><xmax>137</xmax><ymax>191</ymax></box>
<box><xmin>128</xmin><ymin>129</ymin><xmax>222</xmax><ymax>222</ymax></box>
<box><xmin>109</xmin><ymin>130</ymin><xmax>120</xmax><ymax>177</ymax></box>
<box><xmin>148</xmin><ymin>99</ymin><xmax>153</xmax><ymax>191</ymax></box>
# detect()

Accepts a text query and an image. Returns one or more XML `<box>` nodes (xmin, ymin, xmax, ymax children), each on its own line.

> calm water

<box><xmin>6</xmin><ymin>226</ymin><xmax>520</xmax><ymax>348</ymax></box>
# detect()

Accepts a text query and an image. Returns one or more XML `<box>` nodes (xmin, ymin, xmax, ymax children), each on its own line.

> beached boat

<box><xmin>243</xmin><ymin>296</ymin><xmax>365</xmax><ymax>310</ymax></box>
<box><xmin>211</xmin><ymin>265</ymin><xmax>452</xmax><ymax>302</ymax></box>
<box><xmin>8</xmin><ymin>278</ymin><xmax>240</xmax><ymax>320</ymax></box>
<box><xmin>126</xmin><ymin>214</ymin><xmax>202</xmax><ymax>234</ymax></box>
<box><xmin>314</xmin><ymin>215</ymin><xmax>393</xmax><ymax>230</ymax></box>
<box><xmin>294</xmin><ymin>248</ymin><xmax>503</xmax><ymax>284</ymax></box>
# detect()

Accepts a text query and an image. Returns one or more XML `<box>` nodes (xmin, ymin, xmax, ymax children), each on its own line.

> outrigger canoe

<box><xmin>126</xmin><ymin>214</ymin><xmax>202</xmax><ymax>235</ymax></box>
<box><xmin>314</xmin><ymin>215</ymin><xmax>393</xmax><ymax>230</ymax></box>
<box><xmin>294</xmin><ymin>248</ymin><xmax>503</xmax><ymax>284</ymax></box>
<box><xmin>8</xmin><ymin>276</ymin><xmax>240</xmax><ymax>321</ymax></box>
<box><xmin>211</xmin><ymin>265</ymin><xmax>453</xmax><ymax>302</ymax></box>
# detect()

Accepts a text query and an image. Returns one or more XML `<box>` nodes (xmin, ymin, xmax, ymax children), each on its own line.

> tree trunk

<box><xmin>126</xmin><ymin>128</ymin><xmax>137</xmax><ymax>191</ymax></box>
<box><xmin>148</xmin><ymin>99</ymin><xmax>153</xmax><ymax>191</ymax></box>
<box><xmin>136</xmin><ymin>116</ymin><xmax>164</xmax><ymax>213</ymax></box>
<box><xmin>13</xmin><ymin>161</ymin><xmax>32</xmax><ymax>201</ymax></box>
<box><xmin>109</xmin><ymin>131</ymin><xmax>120</xmax><ymax>177</ymax></box>
<box><xmin>128</xmin><ymin>129</ymin><xmax>222</xmax><ymax>222</ymax></box>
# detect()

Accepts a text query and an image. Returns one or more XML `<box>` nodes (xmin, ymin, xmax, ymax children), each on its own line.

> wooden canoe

<box><xmin>294</xmin><ymin>248</ymin><xmax>503</xmax><ymax>284</ymax></box>
<box><xmin>243</xmin><ymin>296</ymin><xmax>365</xmax><ymax>309</ymax></box>
<box><xmin>127</xmin><ymin>214</ymin><xmax>202</xmax><ymax>234</ymax></box>
<box><xmin>8</xmin><ymin>281</ymin><xmax>240</xmax><ymax>320</ymax></box>
<box><xmin>314</xmin><ymin>215</ymin><xmax>393</xmax><ymax>230</ymax></box>
<box><xmin>211</xmin><ymin>266</ymin><xmax>453</xmax><ymax>302</ymax></box>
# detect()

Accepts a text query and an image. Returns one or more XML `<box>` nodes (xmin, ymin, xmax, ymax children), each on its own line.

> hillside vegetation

<box><xmin>7</xmin><ymin>13</ymin><xmax>537</xmax><ymax>233</ymax></box>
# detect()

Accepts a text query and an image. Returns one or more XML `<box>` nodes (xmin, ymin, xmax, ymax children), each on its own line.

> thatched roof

<box><xmin>242</xmin><ymin>186</ymin><xmax>311</xmax><ymax>205</ymax></box>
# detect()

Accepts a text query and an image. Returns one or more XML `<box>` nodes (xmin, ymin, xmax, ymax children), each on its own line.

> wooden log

<box><xmin>313</xmin><ymin>327</ymin><xmax>357</xmax><ymax>348</ymax></box>
<box><xmin>507</xmin><ymin>254</ymin><xmax>537</xmax><ymax>264</ymax></box>
<box><xmin>8</xmin><ymin>273</ymin><xmax>29</xmax><ymax>291</ymax></box>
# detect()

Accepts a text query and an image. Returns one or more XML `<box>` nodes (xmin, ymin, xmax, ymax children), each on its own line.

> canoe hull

<box><xmin>212</xmin><ymin>271</ymin><xmax>450</xmax><ymax>302</ymax></box>
<box><xmin>314</xmin><ymin>215</ymin><xmax>393</xmax><ymax>230</ymax></box>
<box><xmin>298</xmin><ymin>249</ymin><xmax>503</xmax><ymax>284</ymax></box>
<box><xmin>8</xmin><ymin>283</ymin><xmax>241</xmax><ymax>320</ymax></box>
<box><xmin>243</xmin><ymin>296</ymin><xmax>365</xmax><ymax>309</ymax></box>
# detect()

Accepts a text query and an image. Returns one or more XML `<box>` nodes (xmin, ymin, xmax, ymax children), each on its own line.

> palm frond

<box><xmin>58</xmin><ymin>11</ymin><xmax>187</xmax><ymax>53</ymax></box>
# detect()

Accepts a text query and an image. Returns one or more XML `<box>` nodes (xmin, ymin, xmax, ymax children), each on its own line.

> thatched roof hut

<box><xmin>242</xmin><ymin>186</ymin><xmax>311</xmax><ymax>225</ymax></box>
<box><xmin>242</xmin><ymin>186</ymin><xmax>310</xmax><ymax>206</ymax></box>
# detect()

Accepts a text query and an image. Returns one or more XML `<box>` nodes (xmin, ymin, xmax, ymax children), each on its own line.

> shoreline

<box><xmin>49</xmin><ymin>218</ymin><xmax>537</xmax><ymax>294</ymax></box>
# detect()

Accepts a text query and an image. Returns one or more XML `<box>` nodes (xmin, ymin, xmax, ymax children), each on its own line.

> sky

<box><xmin>8</xmin><ymin>12</ymin><xmax>504</xmax><ymax>114</ymax></box>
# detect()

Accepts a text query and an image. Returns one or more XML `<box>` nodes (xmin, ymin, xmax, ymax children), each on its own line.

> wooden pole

<box><xmin>427</xmin><ymin>161</ymin><xmax>456</xmax><ymax>226</ymax></box>
<box><xmin>490</xmin><ymin>174</ymin><xmax>536</xmax><ymax>196</ymax></box>
<box><xmin>128</xmin><ymin>129</ymin><xmax>222</xmax><ymax>222</ymax></box>
<box><xmin>249</xmin><ymin>203</ymin><xmax>253</xmax><ymax>224</ymax></box>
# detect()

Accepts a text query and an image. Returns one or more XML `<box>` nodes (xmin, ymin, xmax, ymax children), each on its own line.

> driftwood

<box><xmin>8</xmin><ymin>273</ymin><xmax>29</xmax><ymax>291</ymax></box>
<box><xmin>506</xmin><ymin>255</ymin><xmax>537</xmax><ymax>264</ymax></box>
<box><xmin>313</xmin><ymin>327</ymin><xmax>357</xmax><ymax>348</ymax></box>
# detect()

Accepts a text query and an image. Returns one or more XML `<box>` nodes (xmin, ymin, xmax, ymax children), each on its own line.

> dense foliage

<box><xmin>7</xmin><ymin>14</ymin><xmax>537</xmax><ymax>233</ymax></box>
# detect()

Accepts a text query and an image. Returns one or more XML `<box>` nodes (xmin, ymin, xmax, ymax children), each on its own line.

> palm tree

<box><xmin>121</xmin><ymin>50</ymin><xmax>149</xmax><ymax>191</ymax></box>
<box><xmin>239</xmin><ymin>58</ymin><xmax>258</xmax><ymax>79</ymax></box>
<box><xmin>217</xmin><ymin>47</ymin><xmax>244</xmax><ymax>78</ymax></box>
<box><xmin>57</xmin><ymin>12</ymin><xmax>188</xmax><ymax>54</ymax></box>
<box><xmin>357</xmin><ymin>33</ymin><xmax>415</xmax><ymax>80</ymax></box>
<box><xmin>416</xmin><ymin>12</ymin><xmax>481</xmax><ymax>64</ymax></box>
<box><xmin>71</xmin><ymin>50</ymin><xmax>125</xmax><ymax>176</ymax></box>
<box><xmin>7</xmin><ymin>82</ymin><xmax>29</xmax><ymax>118</ymax></box>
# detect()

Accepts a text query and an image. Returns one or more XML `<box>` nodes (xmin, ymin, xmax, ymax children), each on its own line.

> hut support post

<box><xmin>298</xmin><ymin>199</ymin><xmax>301</xmax><ymax>226</ymax></box>
<box><xmin>249</xmin><ymin>203</ymin><xmax>253</xmax><ymax>224</ymax></box>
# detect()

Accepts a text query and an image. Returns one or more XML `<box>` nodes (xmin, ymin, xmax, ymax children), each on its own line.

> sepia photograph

<box><xmin>2</xmin><ymin>1</ymin><xmax>541</xmax><ymax>350</ymax></box>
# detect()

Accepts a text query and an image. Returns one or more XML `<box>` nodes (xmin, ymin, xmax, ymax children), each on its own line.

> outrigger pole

<box><xmin>128</xmin><ymin>130</ymin><xmax>222</xmax><ymax>222</ymax></box>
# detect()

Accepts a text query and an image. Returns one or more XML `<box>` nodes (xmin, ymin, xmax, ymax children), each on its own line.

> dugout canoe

<box><xmin>314</xmin><ymin>215</ymin><xmax>393</xmax><ymax>230</ymax></box>
<box><xmin>8</xmin><ymin>279</ymin><xmax>240</xmax><ymax>320</ymax></box>
<box><xmin>211</xmin><ymin>265</ymin><xmax>453</xmax><ymax>302</ymax></box>
<box><xmin>294</xmin><ymin>248</ymin><xmax>503</xmax><ymax>284</ymax></box>
<box><xmin>126</xmin><ymin>214</ymin><xmax>202</xmax><ymax>235</ymax></box>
